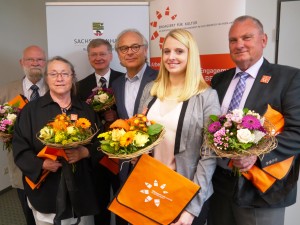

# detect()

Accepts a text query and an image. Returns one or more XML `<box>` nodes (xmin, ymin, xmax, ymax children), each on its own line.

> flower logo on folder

<box><xmin>109</xmin><ymin>154</ymin><xmax>200</xmax><ymax>225</ymax></box>
<box><xmin>140</xmin><ymin>180</ymin><xmax>172</xmax><ymax>207</ymax></box>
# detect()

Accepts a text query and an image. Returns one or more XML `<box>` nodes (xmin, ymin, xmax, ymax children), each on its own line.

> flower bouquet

<box><xmin>37</xmin><ymin>114</ymin><xmax>98</xmax><ymax>149</ymax></box>
<box><xmin>0</xmin><ymin>103</ymin><xmax>21</xmax><ymax>150</ymax></box>
<box><xmin>86</xmin><ymin>87</ymin><xmax>115</xmax><ymax>112</ymax></box>
<box><xmin>205</xmin><ymin>108</ymin><xmax>277</xmax><ymax>159</ymax></box>
<box><xmin>98</xmin><ymin>114</ymin><xmax>165</xmax><ymax>159</ymax></box>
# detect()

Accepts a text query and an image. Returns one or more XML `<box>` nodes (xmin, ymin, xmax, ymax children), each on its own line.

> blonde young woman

<box><xmin>138</xmin><ymin>29</ymin><xmax>221</xmax><ymax>225</ymax></box>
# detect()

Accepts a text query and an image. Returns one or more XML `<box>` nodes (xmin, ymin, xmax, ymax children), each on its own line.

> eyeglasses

<box><xmin>89</xmin><ymin>52</ymin><xmax>110</xmax><ymax>58</ymax></box>
<box><xmin>47</xmin><ymin>72</ymin><xmax>72</xmax><ymax>79</ymax></box>
<box><xmin>24</xmin><ymin>58</ymin><xmax>46</xmax><ymax>64</ymax></box>
<box><xmin>117</xmin><ymin>44</ymin><xmax>144</xmax><ymax>54</ymax></box>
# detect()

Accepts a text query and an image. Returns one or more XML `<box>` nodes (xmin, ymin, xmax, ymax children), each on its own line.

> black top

<box><xmin>12</xmin><ymin>91</ymin><xmax>102</xmax><ymax>218</ymax></box>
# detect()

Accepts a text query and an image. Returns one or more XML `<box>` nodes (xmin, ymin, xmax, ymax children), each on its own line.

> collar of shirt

<box><xmin>40</xmin><ymin>91</ymin><xmax>83</xmax><ymax>110</ymax></box>
<box><xmin>125</xmin><ymin>63</ymin><xmax>147</xmax><ymax>83</ymax></box>
<box><xmin>233</xmin><ymin>56</ymin><xmax>264</xmax><ymax>79</ymax></box>
<box><xmin>221</xmin><ymin>57</ymin><xmax>264</xmax><ymax>114</ymax></box>
<box><xmin>95</xmin><ymin>69</ymin><xmax>111</xmax><ymax>87</ymax></box>
<box><xmin>23</xmin><ymin>76</ymin><xmax>46</xmax><ymax>100</ymax></box>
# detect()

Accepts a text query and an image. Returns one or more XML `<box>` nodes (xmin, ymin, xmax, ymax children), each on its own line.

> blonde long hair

<box><xmin>151</xmin><ymin>29</ymin><xmax>209</xmax><ymax>101</ymax></box>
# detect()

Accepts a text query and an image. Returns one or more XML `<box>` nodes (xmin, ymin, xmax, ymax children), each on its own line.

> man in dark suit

<box><xmin>76</xmin><ymin>39</ymin><xmax>123</xmax><ymax>225</ymax></box>
<box><xmin>208</xmin><ymin>15</ymin><xmax>300</xmax><ymax>225</ymax></box>
<box><xmin>112</xmin><ymin>29</ymin><xmax>158</xmax><ymax>185</ymax></box>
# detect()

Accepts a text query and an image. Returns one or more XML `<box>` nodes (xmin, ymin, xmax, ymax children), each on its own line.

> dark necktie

<box><xmin>228</xmin><ymin>72</ymin><xmax>249</xmax><ymax>112</ymax></box>
<box><xmin>30</xmin><ymin>84</ymin><xmax>40</xmax><ymax>101</ymax></box>
<box><xmin>99</xmin><ymin>77</ymin><xmax>107</xmax><ymax>88</ymax></box>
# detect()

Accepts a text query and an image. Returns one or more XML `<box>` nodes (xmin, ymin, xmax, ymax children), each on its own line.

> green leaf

<box><xmin>209</xmin><ymin>115</ymin><xmax>219</xmax><ymax>122</ymax></box>
<box><xmin>147</xmin><ymin>123</ymin><xmax>163</xmax><ymax>135</ymax></box>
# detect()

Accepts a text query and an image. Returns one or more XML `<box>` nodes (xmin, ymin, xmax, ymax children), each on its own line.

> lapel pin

<box><xmin>260</xmin><ymin>75</ymin><xmax>271</xmax><ymax>83</ymax></box>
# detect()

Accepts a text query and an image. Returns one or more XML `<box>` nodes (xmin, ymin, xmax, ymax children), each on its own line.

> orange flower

<box><xmin>51</xmin><ymin>120</ymin><xmax>67</xmax><ymax>131</ymax></box>
<box><xmin>120</xmin><ymin>131</ymin><xmax>135</xmax><ymax>147</ymax></box>
<box><xmin>75</xmin><ymin>118</ymin><xmax>91</xmax><ymax>129</ymax></box>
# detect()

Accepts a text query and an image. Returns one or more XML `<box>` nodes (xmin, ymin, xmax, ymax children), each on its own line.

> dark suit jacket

<box><xmin>112</xmin><ymin>65</ymin><xmax>158</xmax><ymax>119</ymax></box>
<box><xmin>76</xmin><ymin>69</ymin><xmax>123</xmax><ymax>101</ymax></box>
<box><xmin>211</xmin><ymin>59</ymin><xmax>300</xmax><ymax>207</ymax></box>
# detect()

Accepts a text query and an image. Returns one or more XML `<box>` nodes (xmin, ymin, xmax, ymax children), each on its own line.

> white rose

<box><xmin>39</xmin><ymin>127</ymin><xmax>54</xmax><ymax>140</ymax></box>
<box><xmin>98</xmin><ymin>93</ymin><xmax>109</xmax><ymax>103</ymax></box>
<box><xmin>253</xmin><ymin>130</ymin><xmax>266</xmax><ymax>143</ymax></box>
<box><xmin>133</xmin><ymin>132</ymin><xmax>149</xmax><ymax>147</ymax></box>
<box><xmin>67</xmin><ymin>126</ymin><xmax>77</xmax><ymax>135</ymax></box>
<box><xmin>6</xmin><ymin>113</ymin><xmax>17</xmax><ymax>122</ymax></box>
<box><xmin>231</xmin><ymin>109</ymin><xmax>244</xmax><ymax>123</ymax></box>
<box><xmin>237</xmin><ymin>129</ymin><xmax>255</xmax><ymax>143</ymax></box>
<box><xmin>111</xmin><ymin>129</ymin><xmax>126</xmax><ymax>142</ymax></box>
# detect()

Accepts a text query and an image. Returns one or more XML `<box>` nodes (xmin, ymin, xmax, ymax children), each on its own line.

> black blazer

<box><xmin>76</xmin><ymin>69</ymin><xmax>123</xmax><ymax>101</ymax></box>
<box><xmin>211</xmin><ymin>59</ymin><xmax>300</xmax><ymax>207</ymax></box>
<box><xmin>112</xmin><ymin>65</ymin><xmax>158</xmax><ymax>119</ymax></box>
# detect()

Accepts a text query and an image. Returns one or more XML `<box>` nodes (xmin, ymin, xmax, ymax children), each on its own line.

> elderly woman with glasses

<box><xmin>13</xmin><ymin>56</ymin><xmax>101</xmax><ymax>225</ymax></box>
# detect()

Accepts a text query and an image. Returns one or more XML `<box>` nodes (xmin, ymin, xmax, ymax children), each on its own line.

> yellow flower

<box><xmin>66</xmin><ymin>126</ymin><xmax>77</xmax><ymax>135</ymax></box>
<box><xmin>120</xmin><ymin>131</ymin><xmax>135</xmax><ymax>147</ymax></box>
<box><xmin>98</xmin><ymin>131</ymin><xmax>111</xmax><ymax>140</ymax></box>
<box><xmin>76</xmin><ymin>118</ymin><xmax>91</xmax><ymax>129</ymax></box>
<box><xmin>133</xmin><ymin>132</ymin><xmax>149</xmax><ymax>147</ymax></box>
<box><xmin>111</xmin><ymin>129</ymin><xmax>126</xmax><ymax>142</ymax></box>
<box><xmin>39</xmin><ymin>126</ymin><xmax>54</xmax><ymax>140</ymax></box>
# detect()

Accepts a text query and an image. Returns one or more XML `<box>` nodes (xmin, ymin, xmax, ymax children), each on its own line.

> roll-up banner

<box><xmin>46</xmin><ymin>2</ymin><xmax>149</xmax><ymax>80</ymax></box>
<box><xmin>46</xmin><ymin>0</ymin><xmax>245</xmax><ymax>82</ymax></box>
<box><xmin>149</xmin><ymin>0</ymin><xmax>245</xmax><ymax>83</ymax></box>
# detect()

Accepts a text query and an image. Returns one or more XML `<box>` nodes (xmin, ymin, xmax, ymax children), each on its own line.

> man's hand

<box><xmin>232</xmin><ymin>155</ymin><xmax>257</xmax><ymax>172</ymax></box>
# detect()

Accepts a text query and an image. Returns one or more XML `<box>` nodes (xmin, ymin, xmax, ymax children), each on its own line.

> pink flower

<box><xmin>208</xmin><ymin>121</ymin><xmax>221</xmax><ymax>133</ymax></box>
<box><xmin>242</xmin><ymin>115</ymin><xmax>262</xmax><ymax>130</ymax></box>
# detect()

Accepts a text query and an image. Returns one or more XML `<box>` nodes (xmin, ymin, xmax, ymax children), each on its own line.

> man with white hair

<box><xmin>0</xmin><ymin>45</ymin><xmax>47</xmax><ymax>225</ymax></box>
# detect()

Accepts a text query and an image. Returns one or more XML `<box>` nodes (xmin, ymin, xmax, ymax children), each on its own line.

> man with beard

<box><xmin>0</xmin><ymin>45</ymin><xmax>47</xmax><ymax>225</ymax></box>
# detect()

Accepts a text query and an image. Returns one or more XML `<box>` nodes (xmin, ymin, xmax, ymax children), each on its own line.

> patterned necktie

<box><xmin>228</xmin><ymin>72</ymin><xmax>249</xmax><ymax>112</ymax></box>
<box><xmin>30</xmin><ymin>84</ymin><xmax>40</xmax><ymax>101</ymax></box>
<box><xmin>99</xmin><ymin>77</ymin><xmax>107</xmax><ymax>88</ymax></box>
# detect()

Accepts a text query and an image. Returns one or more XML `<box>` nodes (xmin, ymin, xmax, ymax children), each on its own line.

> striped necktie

<box><xmin>228</xmin><ymin>72</ymin><xmax>249</xmax><ymax>112</ymax></box>
<box><xmin>99</xmin><ymin>77</ymin><xmax>107</xmax><ymax>88</ymax></box>
<box><xmin>30</xmin><ymin>84</ymin><xmax>40</xmax><ymax>101</ymax></box>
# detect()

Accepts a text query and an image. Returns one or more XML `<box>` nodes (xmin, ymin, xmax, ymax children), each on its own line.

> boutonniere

<box><xmin>260</xmin><ymin>75</ymin><xmax>271</xmax><ymax>83</ymax></box>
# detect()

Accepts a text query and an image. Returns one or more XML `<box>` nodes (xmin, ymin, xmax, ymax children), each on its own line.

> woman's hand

<box><xmin>42</xmin><ymin>158</ymin><xmax>62</xmax><ymax>172</ymax></box>
<box><xmin>65</xmin><ymin>145</ymin><xmax>90</xmax><ymax>164</ymax></box>
<box><xmin>170</xmin><ymin>210</ymin><xmax>195</xmax><ymax>225</ymax></box>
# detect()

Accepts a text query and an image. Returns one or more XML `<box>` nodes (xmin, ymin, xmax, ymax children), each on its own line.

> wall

<box><xmin>1</xmin><ymin>1</ymin><xmax>300</xmax><ymax>225</ymax></box>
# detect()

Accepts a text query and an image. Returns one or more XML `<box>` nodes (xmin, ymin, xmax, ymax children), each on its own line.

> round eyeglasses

<box><xmin>117</xmin><ymin>44</ymin><xmax>144</xmax><ymax>54</ymax></box>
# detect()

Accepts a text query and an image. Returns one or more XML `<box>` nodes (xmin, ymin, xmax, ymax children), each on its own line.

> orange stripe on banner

<box><xmin>200</xmin><ymin>54</ymin><xmax>235</xmax><ymax>84</ymax></box>
<box><xmin>151</xmin><ymin>54</ymin><xmax>234</xmax><ymax>84</ymax></box>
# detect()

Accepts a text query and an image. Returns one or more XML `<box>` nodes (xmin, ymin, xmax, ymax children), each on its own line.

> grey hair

<box><xmin>115</xmin><ymin>28</ymin><xmax>148</xmax><ymax>50</ymax></box>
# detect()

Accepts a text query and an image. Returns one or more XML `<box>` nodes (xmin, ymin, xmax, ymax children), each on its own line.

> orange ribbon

<box><xmin>99</xmin><ymin>156</ymin><xmax>119</xmax><ymax>175</ymax></box>
<box><xmin>235</xmin><ymin>104</ymin><xmax>294</xmax><ymax>193</ymax></box>
<box><xmin>25</xmin><ymin>146</ymin><xmax>68</xmax><ymax>190</ymax></box>
<box><xmin>8</xmin><ymin>94</ymin><xmax>28</xmax><ymax>109</ymax></box>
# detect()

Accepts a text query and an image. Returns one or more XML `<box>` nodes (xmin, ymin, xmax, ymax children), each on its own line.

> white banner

<box><xmin>46</xmin><ymin>2</ymin><xmax>149</xmax><ymax>80</ymax></box>
<box><xmin>149</xmin><ymin>0</ymin><xmax>245</xmax><ymax>83</ymax></box>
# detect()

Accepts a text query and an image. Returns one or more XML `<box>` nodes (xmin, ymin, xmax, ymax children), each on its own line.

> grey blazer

<box><xmin>138</xmin><ymin>82</ymin><xmax>221</xmax><ymax>216</ymax></box>
<box><xmin>0</xmin><ymin>80</ymin><xmax>24</xmax><ymax>189</ymax></box>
